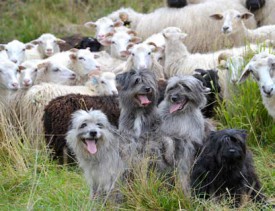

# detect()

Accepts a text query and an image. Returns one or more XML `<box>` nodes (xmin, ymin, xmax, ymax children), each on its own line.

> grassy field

<box><xmin>0</xmin><ymin>0</ymin><xmax>274</xmax><ymax>210</ymax></box>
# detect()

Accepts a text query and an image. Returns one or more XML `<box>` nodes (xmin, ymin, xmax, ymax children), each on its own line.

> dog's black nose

<box><xmin>171</xmin><ymin>95</ymin><xmax>178</xmax><ymax>102</ymax></box>
<box><xmin>89</xmin><ymin>131</ymin><xmax>97</xmax><ymax>137</ymax></box>
<box><xmin>145</xmin><ymin>87</ymin><xmax>151</xmax><ymax>93</ymax></box>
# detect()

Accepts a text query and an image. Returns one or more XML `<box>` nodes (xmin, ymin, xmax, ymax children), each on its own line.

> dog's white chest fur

<box><xmin>134</xmin><ymin>115</ymin><xmax>142</xmax><ymax>137</ymax></box>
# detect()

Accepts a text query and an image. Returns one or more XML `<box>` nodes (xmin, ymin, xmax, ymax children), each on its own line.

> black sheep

<box><xmin>167</xmin><ymin>0</ymin><xmax>188</xmax><ymax>8</ymax></box>
<box><xmin>74</xmin><ymin>37</ymin><xmax>102</xmax><ymax>52</ymax></box>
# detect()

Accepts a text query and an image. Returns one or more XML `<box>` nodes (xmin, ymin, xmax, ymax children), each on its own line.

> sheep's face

<box><xmin>129</xmin><ymin>44</ymin><xmax>154</xmax><ymax>71</ymax></box>
<box><xmin>210</xmin><ymin>9</ymin><xmax>253</xmax><ymax>35</ymax></box>
<box><xmin>85</xmin><ymin>17</ymin><xmax>123</xmax><ymax>41</ymax></box>
<box><xmin>32</xmin><ymin>34</ymin><xmax>65</xmax><ymax>57</ymax></box>
<box><xmin>67</xmin><ymin>109</ymin><xmax>112</xmax><ymax>156</ymax></box>
<box><xmin>226</xmin><ymin>56</ymin><xmax>245</xmax><ymax>84</ymax></box>
<box><xmin>239</xmin><ymin>53</ymin><xmax>275</xmax><ymax>97</ymax></box>
<box><xmin>100</xmin><ymin>31</ymin><xmax>141</xmax><ymax>60</ymax></box>
<box><xmin>18</xmin><ymin>62</ymin><xmax>39</xmax><ymax>88</ymax></box>
<box><xmin>38</xmin><ymin>61</ymin><xmax>76</xmax><ymax>85</ymax></box>
<box><xmin>163</xmin><ymin>75</ymin><xmax>208</xmax><ymax>114</ymax></box>
<box><xmin>70</xmin><ymin>49</ymin><xmax>100</xmax><ymax>76</ymax></box>
<box><xmin>89</xmin><ymin>72</ymin><xmax>118</xmax><ymax>95</ymax></box>
<box><xmin>0</xmin><ymin>61</ymin><xmax>19</xmax><ymax>90</ymax></box>
<box><xmin>0</xmin><ymin>40</ymin><xmax>33</xmax><ymax>65</ymax></box>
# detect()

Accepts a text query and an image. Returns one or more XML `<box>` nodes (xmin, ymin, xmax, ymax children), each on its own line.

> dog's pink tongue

<box><xmin>170</xmin><ymin>103</ymin><xmax>182</xmax><ymax>114</ymax></box>
<box><xmin>138</xmin><ymin>95</ymin><xmax>151</xmax><ymax>105</ymax></box>
<box><xmin>86</xmin><ymin>140</ymin><xmax>97</xmax><ymax>154</ymax></box>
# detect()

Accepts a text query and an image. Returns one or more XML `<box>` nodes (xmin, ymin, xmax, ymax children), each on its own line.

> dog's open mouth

<box><xmin>82</xmin><ymin>139</ymin><xmax>98</xmax><ymax>154</ymax></box>
<box><xmin>136</xmin><ymin>94</ymin><xmax>152</xmax><ymax>107</ymax></box>
<box><xmin>169</xmin><ymin>99</ymin><xmax>188</xmax><ymax>113</ymax></box>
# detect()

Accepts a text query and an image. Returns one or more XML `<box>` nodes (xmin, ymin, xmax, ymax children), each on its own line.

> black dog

<box><xmin>191</xmin><ymin>129</ymin><xmax>265</xmax><ymax>207</ymax></box>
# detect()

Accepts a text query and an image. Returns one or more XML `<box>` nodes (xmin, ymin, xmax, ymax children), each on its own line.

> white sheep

<box><xmin>100</xmin><ymin>29</ymin><xmax>142</xmax><ymax>60</ymax></box>
<box><xmin>0</xmin><ymin>60</ymin><xmax>19</xmax><ymax>100</ymax></box>
<box><xmin>84</xmin><ymin>17</ymin><xmax>125</xmax><ymax>41</ymax></box>
<box><xmin>210</xmin><ymin>9</ymin><xmax>275</xmax><ymax>47</ymax></box>
<box><xmin>238</xmin><ymin>52</ymin><xmax>275</xmax><ymax>118</ymax></box>
<box><xmin>25</xmin><ymin>33</ymin><xmax>66</xmax><ymax>60</ymax></box>
<box><xmin>162</xmin><ymin>27</ymin><xmax>259</xmax><ymax>95</ymax></box>
<box><xmin>19</xmin><ymin>71</ymin><xmax>117</xmax><ymax>141</ymax></box>
<box><xmin>46</xmin><ymin>48</ymin><xmax>100</xmax><ymax>84</ymax></box>
<box><xmin>107</xmin><ymin>1</ymin><xmax>256</xmax><ymax>53</ymax></box>
<box><xmin>119</xmin><ymin>42</ymin><xmax>165</xmax><ymax>79</ymax></box>
<box><xmin>0</xmin><ymin>40</ymin><xmax>34</xmax><ymax>65</ymax></box>
<box><xmin>0</xmin><ymin>50</ymin><xmax>8</xmax><ymax>60</ymax></box>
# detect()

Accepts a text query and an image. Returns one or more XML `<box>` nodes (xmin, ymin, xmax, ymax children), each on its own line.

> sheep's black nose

<box><xmin>89</xmin><ymin>131</ymin><xmax>97</xmax><ymax>137</ymax></box>
<box><xmin>145</xmin><ymin>87</ymin><xmax>151</xmax><ymax>93</ymax></box>
<box><xmin>171</xmin><ymin>95</ymin><xmax>178</xmax><ymax>102</ymax></box>
<box><xmin>223</xmin><ymin>26</ymin><xmax>229</xmax><ymax>31</ymax></box>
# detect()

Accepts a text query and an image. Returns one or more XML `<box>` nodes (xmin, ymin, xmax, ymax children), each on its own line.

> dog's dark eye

<box><xmin>135</xmin><ymin>78</ymin><xmax>140</xmax><ymax>84</ymax></box>
<box><xmin>101</xmin><ymin>80</ymin><xmax>105</xmax><ymax>84</ymax></box>
<box><xmin>183</xmin><ymin>84</ymin><xmax>191</xmax><ymax>92</ymax></box>
<box><xmin>148</xmin><ymin>52</ymin><xmax>151</xmax><ymax>55</ymax></box>
<box><xmin>80</xmin><ymin>123</ymin><xmax>87</xmax><ymax>128</ymax></box>
<box><xmin>97</xmin><ymin>123</ymin><xmax>104</xmax><ymax>128</ymax></box>
<box><xmin>53</xmin><ymin>68</ymin><xmax>60</xmax><ymax>72</ymax></box>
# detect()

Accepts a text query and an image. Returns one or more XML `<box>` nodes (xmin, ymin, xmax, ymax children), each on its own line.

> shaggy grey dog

<box><xmin>66</xmin><ymin>109</ymin><xmax>124</xmax><ymax>198</ymax></box>
<box><xmin>191</xmin><ymin>129</ymin><xmax>266</xmax><ymax>207</ymax></box>
<box><xmin>116</xmin><ymin>69</ymin><xmax>174</xmax><ymax>173</ymax></box>
<box><xmin>158</xmin><ymin>75</ymin><xmax>212</xmax><ymax>195</ymax></box>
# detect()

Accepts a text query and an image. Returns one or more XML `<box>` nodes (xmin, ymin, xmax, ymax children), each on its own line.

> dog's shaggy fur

<box><xmin>116</xmin><ymin>69</ymin><xmax>174</xmax><ymax>173</ymax></box>
<box><xmin>117</xmin><ymin>69</ymin><xmax>160</xmax><ymax>138</ymax></box>
<box><xmin>158</xmin><ymin>75</ymin><xmax>212</xmax><ymax>194</ymax></box>
<box><xmin>191</xmin><ymin>129</ymin><xmax>266</xmax><ymax>206</ymax></box>
<box><xmin>66</xmin><ymin>109</ymin><xmax>124</xmax><ymax>198</ymax></box>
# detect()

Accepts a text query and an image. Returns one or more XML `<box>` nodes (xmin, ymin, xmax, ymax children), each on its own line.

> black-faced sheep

<box><xmin>166</xmin><ymin>0</ymin><xmax>188</xmax><ymax>8</ymax></box>
<box><xmin>43</xmin><ymin>94</ymin><xmax>120</xmax><ymax>164</ymax></box>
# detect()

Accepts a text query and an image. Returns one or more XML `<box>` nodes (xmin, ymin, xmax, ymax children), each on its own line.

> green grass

<box><xmin>0</xmin><ymin>0</ymin><xmax>274</xmax><ymax>210</ymax></box>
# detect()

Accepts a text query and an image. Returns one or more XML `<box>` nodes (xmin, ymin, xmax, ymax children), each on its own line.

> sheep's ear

<box><xmin>127</xmin><ymin>30</ymin><xmax>137</xmax><ymax>36</ymax></box>
<box><xmin>179</xmin><ymin>33</ymin><xmax>187</xmax><ymax>41</ymax></box>
<box><xmin>119</xmin><ymin>12</ymin><xmax>129</xmax><ymax>22</ymax></box>
<box><xmin>100</xmin><ymin>38</ymin><xmax>112</xmax><ymax>46</ymax></box>
<box><xmin>94</xmin><ymin>54</ymin><xmax>100</xmax><ymax>59</ymax></box>
<box><xmin>268</xmin><ymin>57</ymin><xmax>275</xmax><ymax>69</ymax></box>
<box><xmin>31</xmin><ymin>39</ymin><xmax>42</xmax><ymax>45</ymax></box>
<box><xmin>210</xmin><ymin>13</ymin><xmax>223</xmax><ymax>20</ymax></box>
<box><xmin>114</xmin><ymin>20</ymin><xmax>123</xmax><ymax>27</ymax></box>
<box><xmin>130</xmin><ymin>36</ymin><xmax>142</xmax><ymax>44</ymax></box>
<box><xmin>120</xmin><ymin>50</ymin><xmax>131</xmax><ymax>57</ymax></box>
<box><xmin>218</xmin><ymin>52</ymin><xmax>232</xmax><ymax>64</ymax></box>
<box><xmin>55</xmin><ymin>39</ymin><xmax>66</xmax><ymax>44</ymax></box>
<box><xmin>238</xmin><ymin>68</ymin><xmax>251</xmax><ymax>83</ymax></box>
<box><xmin>241</xmin><ymin>12</ymin><xmax>254</xmax><ymax>20</ymax></box>
<box><xmin>69</xmin><ymin>53</ymin><xmax>77</xmax><ymax>61</ymax></box>
<box><xmin>18</xmin><ymin>65</ymin><xmax>26</xmax><ymax>72</ymax></box>
<box><xmin>0</xmin><ymin>44</ymin><xmax>5</xmax><ymax>51</ymax></box>
<box><xmin>25</xmin><ymin>43</ymin><xmax>35</xmax><ymax>50</ymax></box>
<box><xmin>162</xmin><ymin>32</ymin><xmax>172</xmax><ymax>39</ymax></box>
<box><xmin>37</xmin><ymin>62</ymin><xmax>50</xmax><ymax>71</ymax></box>
<box><xmin>84</xmin><ymin>21</ymin><xmax>97</xmax><ymax>28</ymax></box>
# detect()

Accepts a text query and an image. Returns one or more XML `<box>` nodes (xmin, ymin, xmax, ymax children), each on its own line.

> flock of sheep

<box><xmin>0</xmin><ymin>0</ymin><xmax>274</xmax><ymax>205</ymax></box>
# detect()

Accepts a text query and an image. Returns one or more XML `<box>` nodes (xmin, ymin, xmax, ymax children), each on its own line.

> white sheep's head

<box><xmin>218</xmin><ymin>52</ymin><xmax>245</xmax><ymax>84</ymax></box>
<box><xmin>238</xmin><ymin>52</ymin><xmax>275</xmax><ymax>97</ymax></box>
<box><xmin>31</xmin><ymin>33</ymin><xmax>65</xmax><ymax>58</ymax></box>
<box><xmin>0</xmin><ymin>60</ymin><xmax>19</xmax><ymax>90</ymax></box>
<box><xmin>100</xmin><ymin>30</ymin><xmax>142</xmax><ymax>60</ymax></box>
<box><xmin>0</xmin><ymin>40</ymin><xmax>34</xmax><ymax>65</ymax></box>
<box><xmin>121</xmin><ymin>42</ymin><xmax>163</xmax><ymax>71</ymax></box>
<box><xmin>87</xmin><ymin>71</ymin><xmax>118</xmax><ymax>95</ymax></box>
<box><xmin>18</xmin><ymin>60</ymin><xmax>40</xmax><ymax>88</ymax></box>
<box><xmin>37</xmin><ymin>61</ymin><xmax>76</xmax><ymax>85</ymax></box>
<box><xmin>84</xmin><ymin>17</ymin><xmax>123</xmax><ymax>41</ymax></box>
<box><xmin>69</xmin><ymin>48</ymin><xmax>101</xmax><ymax>77</ymax></box>
<box><xmin>210</xmin><ymin>9</ymin><xmax>253</xmax><ymax>35</ymax></box>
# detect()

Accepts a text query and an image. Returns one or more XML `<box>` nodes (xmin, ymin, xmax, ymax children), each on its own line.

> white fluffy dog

<box><xmin>66</xmin><ymin>109</ymin><xmax>124</xmax><ymax>198</ymax></box>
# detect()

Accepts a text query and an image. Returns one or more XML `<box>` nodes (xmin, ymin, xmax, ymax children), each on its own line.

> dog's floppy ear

<box><xmin>238</xmin><ymin>129</ymin><xmax>247</xmax><ymax>142</ymax></box>
<box><xmin>116</xmin><ymin>71</ymin><xmax>128</xmax><ymax>90</ymax></box>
